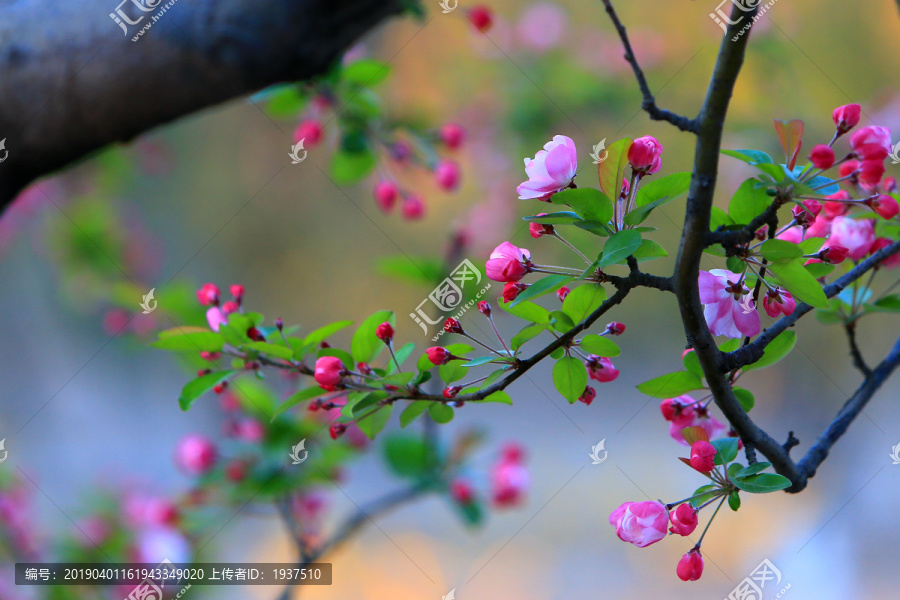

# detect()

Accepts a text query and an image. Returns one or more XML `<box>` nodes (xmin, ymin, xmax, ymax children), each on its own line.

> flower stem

<box><xmin>693</xmin><ymin>496</ymin><xmax>727</xmax><ymax>549</ymax></box>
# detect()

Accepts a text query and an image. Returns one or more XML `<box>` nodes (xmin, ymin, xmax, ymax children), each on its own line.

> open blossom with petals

<box><xmin>314</xmin><ymin>356</ymin><xmax>345</xmax><ymax>391</ymax></box>
<box><xmin>833</xmin><ymin>104</ymin><xmax>861</xmax><ymax>133</ymax></box>
<box><xmin>689</xmin><ymin>440</ymin><xmax>717</xmax><ymax>473</ymax></box>
<box><xmin>763</xmin><ymin>288</ymin><xmax>796</xmax><ymax>318</ymax></box>
<box><xmin>486</xmin><ymin>242</ymin><xmax>532</xmax><ymax>282</ymax></box>
<box><xmin>661</xmin><ymin>396</ymin><xmax>696</xmax><ymax>428</ymax></box>
<box><xmin>206</xmin><ymin>307</ymin><xmax>227</xmax><ymax>332</ymax></box>
<box><xmin>516</xmin><ymin>135</ymin><xmax>578</xmax><ymax>201</ymax></box>
<box><xmin>851</xmin><ymin>126</ymin><xmax>892</xmax><ymax>161</ymax></box>
<box><xmin>586</xmin><ymin>356</ymin><xmax>619</xmax><ymax>383</ymax></box>
<box><xmin>669</xmin><ymin>503</ymin><xmax>699</xmax><ymax>536</ymax></box>
<box><xmin>824</xmin><ymin>216</ymin><xmax>874</xmax><ymax>260</ymax></box>
<box><xmin>609</xmin><ymin>501</ymin><xmax>668</xmax><ymax>548</ymax></box>
<box><xmin>627</xmin><ymin>135</ymin><xmax>663</xmax><ymax>174</ymax></box>
<box><xmin>698</xmin><ymin>270</ymin><xmax>761</xmax><ymax>339</ymax></box>
<box><xmin>677</xmin><ymin>549</ymin><xmax>704</xmax><ymax>582</ymax></box>
<box><xmin>868</xmin><ymin>195</ymin><xmax>899</xmax><ymax>220</ymax></box>
<box><xmin>871</xmin><ymin>237</ymin><xmax>900</xmax><ymax>268</ymax></box>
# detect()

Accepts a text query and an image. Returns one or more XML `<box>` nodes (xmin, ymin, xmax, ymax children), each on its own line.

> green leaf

<box><xmin>711</xmin><ymin>438</ymin><xmax>740</xmax><ymax>465</ymax></box>
<box><xmin>510</xmin><ymin>324</ymin><xmax>546</xmax><ymax>351</ymax></box>
<box><xmin>632</xmin><ymin>239</ymin><xmax>668</xmax><ymax>261</ymax></box>
<box><xmin>689</xmin><ymin>484</ymin><xmax>721</xmax><ymax>509</ymax></box>
<box><xmin>439</xmin><ymin>361</ymin><xmax>468</xmax><ymax>384</ymax></box>
<box><xmin>522</xmin><ymin>211</ymin><xmax>583</xmax><ymax>224</ymax></box>
<box><xmin>387</xmin><ymin>342</ymin><xmax>416</xmax><ymax>375</ymax></box>
<box><xmin>304</xmin><ymin>320</ymin><xmax>353</xmax><ymax>347</ymax></box>
<box><xmin>507</xmin><ymin>275</ymin><xmax>573</xmax><ymax>308</ymax></box>
<box><xmin>760</xmin><ymin>239</ymin><xmax>802</xmax><ymax>262</ymax></box>
<box><xmin>500</xmin><ymin>299</ymin><xmax>551</xmax><ymax>324</ymax></box>
<box><xmin>767</xmin><ymin>260</ymin><xmax>828</xmax><ymax>308</ymax></box>
<box><xmin>428</xmin><ymin>402</ymin><xmax>454</xmax><ymax>424</ymax></box>
<box><xmin>484</xmin><ymin>391</ymin><xmax>513</xmax><ymax>404</ymax></box>
<box><xmin>805</xmin><ymin>262</ymin><xmax>834</xmax><ymax>280</ymax></box>
<box><xmin>597</xmin><ymin>138</ymin><xmax>633</xmax><ymax>200</ymax></box>
<box><xmin>728</xmin><ymin>178</ymin><xmax>773</xmax><ymax>225</ymax></box>
<box><xmin>726</xmin><ymin>255</ymin><xmax>746</xmax><ymax>275</ymax></box>
<box><xmin>598</xmin><ymin>230</ymin><xmax>642</xmax><ymax>268</ymax></box>
<box><xmin>733</xmin><ymin>387</ymin><xmax>755</xmax><ymax>412</ymax></box>
<box><xmin>330</xmin><ymin>149</ymin><xmax>376</xmax><ymax>185</ymax></box>
<box><xmin>342</xmin><ymin>59</ymin><xmax>391</xmax><ymax>87</ymax></box>
<box><xmin>357</xmin><ymin>405</ymin><xmax>392</xmax><ymax>440</ymax></box>
<box><xmin>732</xmin><ymin>472</ymin><xmax>792</xmax><ymax>493</ymax></box>
<box><xmin>743</xmin><ymin>330</ymin><xmax>797</xmax><ymax>372</ymax></box>
<box><xmin>580</xmin><ymin>334</ymin><xmax>620</xmax><ymax>357</ymax></box>
<box><xmin>734</xmin><ymin>462</ymin><xmax>772</xmax><ymax>478</ymax></box>
<box><xmin>550</xmin><ymin>188</ymin><xmax>614</xmax><ymax>223</ymax></box>
<box><xmin>626</xmin><ymin>172</ymin><xmax>691</xmax><ymax>225</ymax></box>
<box><xmin>351</xmin><ymin>310</ymin><xmax>394</xmax><ymax>364</ymax></box>
<box><xmin>573</xmin><ymin>220</ymin><xmax>612</xmax><ymax>237</ymax></box>
<box><xmin>242</xmin><ymin>341</ymin><xmax>294</xmax><ymax>360</ymax></box>
<box><xmin>549</xmin><ymin>310</ymin><xmax>575</xmax><ymax>333</ymax></box>
<box><xmin>462</xmin><ymin>356</ymin><xmax>500</xmax><ymax>368</ymax></box>
<box><xmin>152</xmin><ymin>329</ymin><xmax>224</xmax><ymax>353</ymax></box>
<box><xmin>553</xmin><ymin>356</ymin><xmax>588</xmax><ymax>403</ymax></box>
<box><xmin>728</xmin><ymin>491</ymin><xmax>741</xmax><ymax>511</ymax></box>
<box><xmin>682</xmin><ymin>350</ymin><xmax>702</xmax><ymax>377</ymax></box>
<box><xmin>178</xmin><ymin>370</ymin><xmax>234</xmax><ymax>411</ymax></box>
<box><xmin>550</xmin><ymin>347</ymin><xmax>565</xmax><ymax>359</ymax></box>
<box><xmin>636</xmin><ymin>371</ymin><xmax>704</xmax><ymax>398</ymax></box>
<box><xmin>561</xmin><ymin>284</ymin><xmax>607</xmax><ymax>323</ymax></box>
<box><xmin>870</xmin><ymin>294</ymin><xmax>900</xmax><ymax>312</ymax></box>
<box><xmin>383</xmin><ymin>434</ymin><xmax>437</xmax><ymax>479</ymax></box>
<box><xmin>400</xmin><ymin>402</ymin><xmax>429</xmax><ymax>427</ymax></box>
<box><xmin>272</xmin><ymin>385</ymin><xmax>326</xmax><ymax>419</ymax></box>
<box><xmin>721</xmin><ymin>149</ymin><xmax>773</xmax><ymax>165</ymax></box>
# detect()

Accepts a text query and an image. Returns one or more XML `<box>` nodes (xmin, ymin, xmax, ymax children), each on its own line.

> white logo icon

<box><xmin>890</xmin><ymin>443</ymin><xmax>900</xmax><ymax>465</ymax></box>
<box><xmin>109</xmin><ymin>0</ymin><xmax>160</xmax><ymax>35</ymax></box>
<box><xmin>0</xmin><ymin>139</ymin><xmax>8</xmax><ymax>163</ymax></box>
<box><xmin>139</xmin><ymin>288</ymin><xmax>158</xmax><ymax>314</ymax></box>
<box><xmin>289</xmin><ymin>139</ymin><xmax>308</xmax><ymax>164</ymax></box>
<box><xmin>289</xmin><ymin>439</ymin><xmax>308</xmax><ymax>465</ymax></box>
<box><xmin>709</xmin><ymin>0</ymin><xmax>758</xmax><ymax>33</ymax></box>
<box><xmin>726</xmin><ymin>558</ymin><xmax>786</xmax><ymax>600</ymax></box>
<box><xmin>589</xmin><ymin>439</ymin><xmax>608</xmax><ymax>464</ymax></box>
<box><xmin>590</xmin><ymin>139</ymin><xmax>608</xmax><ymax>164</ymax></box>
<box><xmin>739</xmin><ymin>294</ymin><xmax>755</xmax><ymax>314</ymax></box>
<box><xmin>442</xmin><ymin>589</ymin><xmax>456</xmax><ymax>600</ymax></box>
<box><xmin>0</xmin><ymin>439</ymin><xmax>7</xmax><ymax>464</ymax></box>
<box><xmin>888</xmin><ymin>141</ymin><xmax>900</xmax><ymax>165</ymax></box>
<box><xmin>438</xmin><ymin>0</ymin><xmax>458</xmax><ymax>13</ymax></box>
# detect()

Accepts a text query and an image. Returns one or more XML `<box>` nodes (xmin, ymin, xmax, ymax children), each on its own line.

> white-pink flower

<box><xmin>698</xmin><ymin>269</ymin><xmax>761</xmax><ymax>339</ymax></box>
<box><xmin>516</xmin><ymin>135</ymin><xmax>578</xmax><ymax>201</ymax></box>
<box><xmin>609</xmin><ymin>501</ymin><xmax>668</xmax><ymax>548</ymax></box>
<box><xmin>823</xmin><ymin>216</ymin><xmax>875</xmax><ymax>261</ymax></box>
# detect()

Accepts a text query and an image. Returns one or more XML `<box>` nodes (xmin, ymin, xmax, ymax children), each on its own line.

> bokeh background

<box><xmin>2</xmin><ymin>0</ymin><xmax>900</xmax><ymax>598</ymax></box>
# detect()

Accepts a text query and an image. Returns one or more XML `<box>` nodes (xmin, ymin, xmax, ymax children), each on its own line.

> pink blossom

<box><xmin>824</xmin><ymin>216</ymin><xmax>875</xmax><ymax>260</ymax></box>
<box><xmin>851</xmin><ymin>126</ymin><xmax>892</xmax><ymax>161</ymax></box>
<box><xmin>586</xmin><ymin>356</ymin><xmax>619</xmax><ymax>383</ymax></box>
<box><xmin>669</xmin><ymin>503</ymin><xmax>699</xmax><ymax>536</ymax></box>
<box><xmin>871</xmin><ymin>237</ymin><xmax>900</xmax><ymax>268</ymax></box>
<box><xmin>669</xmin><ymin>412</ymin><xmax>728</xmax><ymax>446</ymax></box>
<box><xmin>314</xmin><ymin>356</ymin><xmax>345</xmax><ymax>390</ymax></box>
<box><xmin>491</xmin><ymin>448</ymin><xmax>529</xmax><ymax>507</ymax></box>
<box><xmin>196</xmin><ymin>283</ymin><xmax>219</xmax><ymax>306</ymax></box>
<box><xmin>689</xmin><ymin>440</ymin><xmax>717</xmax><ymax>473</ymax></box>
<box><xmin>401</xmin><ymin>195</ymin><xmax>425</xmax><ymax>220</ymax></box>
<box><xmin>609</xmin><ymin>501</ymin><xmax>668</xmax><ymax>548</ymax></box>
<box><xmin>809</xmin><ymin>144</ymin><xmax>835</xmax><ymax>169</ymax></box>
<box><xmin>677</xmin><ymin>549</ymin><xmax>704</xmax><ymax>582</ymax></box>
<box><xmin>627</xmin><ymin>135</ymin><xmax>663</xmax><ymax>174</ymax></box>
<box><xmin>516</xmin><ymin>3</ymin><xmax>568</xmax><ymax>52</ymax></box>
<box><xmin>440</xmin><ymin>123</ymin><xmax>465</xmax><ymax>149</ymax></box>
<box><xmin>698</xmin><ymin>270</ymin><xmax>761</xmax><ymax>339</ymax></box>
<box><xmin>175</xmin><ymin>434</ymin><xmax>217</xmax><ymax>475</ymax></box>
<box><xmin>374</xmin><ymin>180</ymin><xmax>399</xmax><ymax>213</ymax></box>
<box><xmin>206</xmin><ymin>307</ymin><xmax>227</xmax><ymax>332</ymax></box>
<box><xmin>516</xmin><ymin>135</ymin><xmax>578</xmax><ymax>201</ymax></box>
<box><xmin>293</xmin><ymin>119</ymin><xmax>323</xmax><ymax>147</ymax></box>
<box><xmin>832</xmin><ymin>104</ymin><xmax>861</xmax><ymax>133</ymax></box>
<box><xmin>486</xmin><ymin>241</ymin><xmax>532</xmax><ymax>282</ymax></box>
<box><xmin>435</xmin><ymin>159</ymin><xmax>461</xmax><ymax>191</ymax></box>
<box><xmin>660</xmin><ymin>395</ymin><xmax>696</xmax><ymax>428</ymax></box>
<box><xmin>763</xmin><ymin>288</ymin><xmax>796</xmax><ymax>318</ymax></box>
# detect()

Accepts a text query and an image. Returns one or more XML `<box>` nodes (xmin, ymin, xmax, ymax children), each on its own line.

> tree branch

<box><xmin>844</xmin><ymin>321</ymin><xmax>872</xmax><ymax>377</ymax></box>
<box><xmin>599</xmin><ymin>0</ymin><xmax>699</xmax><ymax>133</ymax></box>
<box><xmin>0</xmin><ymin>0</ymin><xmax>407</xmax><ymax>211</ymax></box>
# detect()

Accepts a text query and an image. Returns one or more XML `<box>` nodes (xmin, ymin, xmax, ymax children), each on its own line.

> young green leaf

<box><xmin>598</xmin><ymin>230</ymin><xmax>642</xmax><ymax>268</ymax></box>
<box><xmin>580</xmin><ymin>334</ymin><xmax>621</xmax><ymax>357</ymax></box>
<box><xmin>743</xmin><ymin>330</ymin><xmax>796</xmax><ymax>372</ymax></box>
<box><xmin>428</xmin><ymin>402</ymin><xmax>454</xmax><ymax>424</ymax></box>
<box><xmin>767</xmin><ymin>259</ymin><xmax>828</xmax><ymax>308</ymax></box>
<box><xmin>179</xmin><ymin>370</ymin><xmax>234</xmax><ymax>411</ymax></box>
<box><xmin>351</xmin><ymin>310</ymin><xmax>394</xmax><ymax>364</ymax></box>
<box><xmin>553</xmin><ymin>356</ymin><xmax>588</xmax><ymax>403</ymax></box>
<box><xmin>711</xmin><ymin>438</ymin><xmax>740</xmax><ymax>465</ymax></box>
<box><xmin>561</xmin><ymin>284</ymin><xmax>607</xmax><ymax>323</ymax></box>
<box><xmin>728</xmin><ymin>178</ymin><xmax>773</xmax><ymax>225</ymax></box>
<box><xmin>597</xmin><ymin>138</ymin><xmax>633</xmax><ymax>200</ymax></box>
<box><xmin>732</xmin><ymin>472</ymin><xmax>792</xmax><ymax>493</ymax></box>
<box><xmin>550</xmin><ymin>188</ymin><xmax>614</xmax><ymax>223</ymax></box>
<box><xmin>507</xmin><ymin>275</ymin><xmax>573</xmax><ymax>308</ymax></box>
<box><xmin>357</xmin><ymin>405</ymin><xmax>393</xmax><ymax>439</ymax></box>
<box><xmin>636</xmin><ymin>371</ymin><xmax>704</xmax><ymax>398</ymax></box>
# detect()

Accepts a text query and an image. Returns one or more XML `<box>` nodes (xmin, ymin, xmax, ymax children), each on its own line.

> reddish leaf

<box><xmin>774</xmin><ymin>119</ymin><xmax>804</xmax><ymax>170</ymax></box>
<box><xmin>681</xmin><ymin>425</ymin><xmax>709</xmax><ymax>445</ymax></box>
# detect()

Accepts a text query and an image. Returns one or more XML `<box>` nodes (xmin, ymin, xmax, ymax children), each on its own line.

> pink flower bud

<box><xmin>792</xmin><ymin>200</ymin><xmax>821</xmax><ymax>228</ymax></box>
<box><xmin>578</xmin><ymin>386</ymin><xmax>596</xmax><ymax>406</ymax></box>
<box><xmin>478</xmin><ymin>300</ymin><xmax>492</xmax><ymax>316</ymax></box>
<box><xmin>401</xmin><ymin>195</ymin><xmax>425</xmax><ymax>220</ymax></box>
<box><xmin>486</xmin><ymin>241</ymin><xmax>532</xmax><ymax>282</ymax></box>
<box><xmin>435</xmin><ymin>159</ymin><xmax>461</xmax><ymax>191</ymax></box>
<box><xmin>236</xmin><ymin>419</ymin><xmax>265</xmax><ymax>443</ymax></box>
<box><xmin>763</xmin><ymin>288</ymin><xmax>796</xmax><ymax>318</ymax></box>
<box><xmin>819</xmin><ymin>244</ymin><xmax>849</xmax><ymax>264</ymax></box>
<box><xmin>586</xmin><ymin>356</ymin><xmax>619</xmax><ymax>383</ymax></box>
<box><xmin>314</xmin><ymin>356</ymin><xmax>345</xmax><ymax>390</ymax></box>
<box><xmin>376</xmin><ymin>322</ymin><xmax>394</xmax><ymax>343</ymax></box>
<box><xmin>868</xmin><ymin>195</ymin><xmax>899</xmax><ymax>220</ymax></box>
<box><xmin>444</xmin><ymin>318</ymin><xmax>464</xmax><ymax>334</ymax></box>
<box><xmin>502</xmin><ymin>281</ymin><xmax>528</xmax><ymax>303</ymax></box>
<box><xmin>440</xmin><ymin>123</ymin><xmax>465</xmax><ymax>149</ymax></box>
<box><xmin>556</xmin><ymin>286</ymin><xmax>570</xmax><ymax>302</ymax></box>
<box><xmin>883</xmin><ymin>176</ymin><xmax>898</xmax><ymax>193</ymax></box>
<box><xmin>491</xmin><ymin>451</ymin><xmax>529</xmax><ymax>508</ymax></box>
<box><xmin>605</xmin><ymin>322</ymin><xmax>626</xmax><ymax>336</ymax></box>
<box><xmin>689</xmin><ymin>440</ymin><xmax>717</xmax><ymax>473</ymax></box>
<box><xmin>851</xmin><ymin>125</ymin><xmax>892</xmax><ymax>161</ymax></box>
<box><xmin>676</xmin><ymin>549</ymin><xmax>704</xmax><ymax>582</ymax></box>
<box><xmin>859</xmin><ymin>159</ymin><xmax>886</xmax><ymax>189</ymax></box>
<box><xmin>609</xmin><ymin>501</ymin><xmax>668</xmax><ymax>548</ymax></box>
<box><xmin>443</xmin><ymin>386</ymin><xmax>461</xmax><ymax>399</ymax></box>
<box><xmin>827</xmin><ymin>216</ymin><xmax>875</xmax><ymax>260</ymax></box>
<box><xmin>660</xmin><ymin>396</ymin><xmax>696</xmax><ymax>426</ymax></box>
<box><xmin>225</xmin><ymin>460</ymin><xmax>247</xmax><ymax>482</ymax></box>
<box><xmin>529</xmin><ymin>213</ymin><xmax>555</xmax><ymax>238</ymax></box>
<box><xmin>832</xmin><ymin>104</ymin><xmax>861</xmax><ymax>133</ymax></box>
<box><xmin>196</xmin><ymin>283</ymin><xmax>220</xmax><ymax>306</ymax></box>
<box><xmin>669</xmin><ymin>503</ymin><xmax>699</xmax><ymax>536</ymax></box>
<box><xmin>293</xmin><ymin>119</ymin><xmax>323</xmax><ymax>147</ymax></box>
<box><xmin>357</xmin><ymin>362</ymin><xmax>373</xmax><ymax>375</ymax></box>
<box><xmin>468</xmin><ymin>5</ymin><xmax>494</xmax><ymax>32</ymax></box>
<box><xmin>213</xmin><ymin>382</ymin><xmax>228</xmax><ymax>394</ymax></box>
<box><xmin>871</xmin><ymin>237</ymin><xmax>900</xmax><ymax>268</ymax></box>
<box><xmin>426</xmin><ymin>346</ymin><xmax>453</xmax><ymax>365</ymax></box>
<box><xmin>275</xmin><ymin>317</ymin><xmax>284</xmax><ymax>331</ymax></box>
<box><xmin>809</xmin><ymin>144</ymin><xmax>835</xmax><ymax>169</ymax></box>
<box><xmin>200</xmin><ymin>351</ymin><xmax>220</xmax><ymax>361</ymax></box>
<box><xmin>175</xmin><ymin>434</ymin><xmax>217</xmax><ymax>475</ymax></box>
<box><xmin>329</xmin><ymin>423</ymin><xmax>347</xmax><ymax>440</ymax></box>
<box><xmin>838</xmin><ymin>159</ymin><xmax>859</xmax><ymax>179</ymax></box>
<box><xmin>229</xmin><ymin>284</ymin><xmax>244</xmax><ymax>301</ymax></box>
<box><xmin>627</xmin><ymin>135</ymin><xmax>663</xmax><ymax>174</ymax></box>
<box><xmin>247</xmin><ymin>327</ymin><xmax>265</xmax><ymax>342</ymax></box>
<box><xmin>374</xmin><ymin>180</ymin><xmax>399</xmax><ymax>213</ymax></box>
<box><xmin>450</xmin><ymin>478</ymin><xmax>474</xmax><ymax>504</ymax></box>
